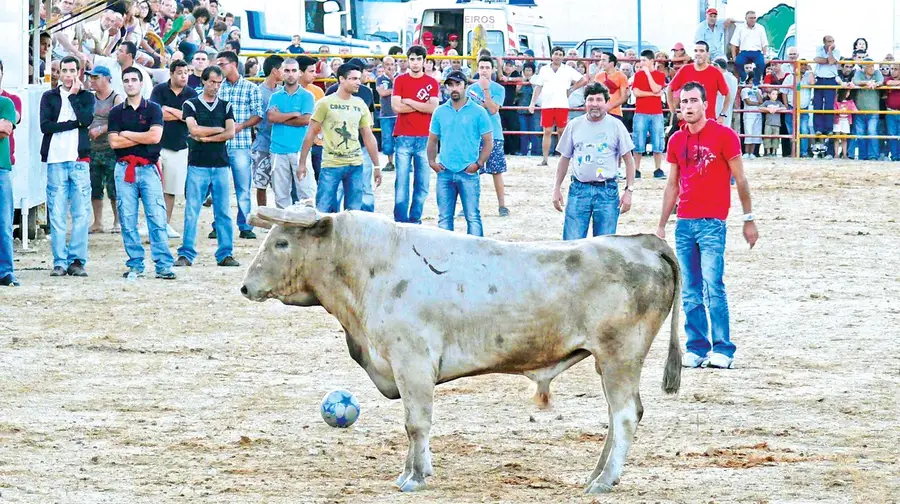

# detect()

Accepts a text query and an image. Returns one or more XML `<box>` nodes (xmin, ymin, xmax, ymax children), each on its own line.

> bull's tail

<box><xmin>658</xmin><ymin>245</ymin><xmax>682</xmax><ymax>395</ymax></box>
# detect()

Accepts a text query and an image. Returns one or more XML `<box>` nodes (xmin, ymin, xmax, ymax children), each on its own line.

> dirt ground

<box><xmin>1</xmin><ymin>156</ymin><xmax>898</xmax><ymax>504</ymax></box>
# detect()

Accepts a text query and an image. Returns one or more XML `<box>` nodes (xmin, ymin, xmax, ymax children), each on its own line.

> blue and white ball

<box><xmin>320</xmin><ymin>390</ymin><xmax>360</xmax><ymax>428</ymax></box>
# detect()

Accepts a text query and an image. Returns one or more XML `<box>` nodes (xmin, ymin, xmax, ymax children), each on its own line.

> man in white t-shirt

<box><xmin>528</xmin><ymin>46</ymin><xmax>588</xmax><ymax>166</ymax></box>
<box><xmin>730</xmin><ymin>10</ymin><xmax>768</xmax><ymax>86</ymax></box>
<box><xmin>91</xmin><ymin>41</ymin><xmax>154</xmax><ymax>100</ymax></box>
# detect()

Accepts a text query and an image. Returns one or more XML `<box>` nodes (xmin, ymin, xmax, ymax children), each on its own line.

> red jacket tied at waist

<box><xmin>119</xmin><ymin>155</ymin><xmax>161</xmax><ymax>183</ymax></box>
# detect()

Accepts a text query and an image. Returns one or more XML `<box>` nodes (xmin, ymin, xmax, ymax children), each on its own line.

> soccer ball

<box><xmin>320</xmin><ymin>390</ymin><xmax>360</xmax><ymax>428</ymax></box>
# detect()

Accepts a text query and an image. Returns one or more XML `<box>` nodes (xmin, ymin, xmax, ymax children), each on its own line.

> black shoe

<box><xmin>498</xmin><ymin>206</ymin><xmax>510</xmax><ymax>217</ymax></box>
<box><xmin>50</xmin><ymin>266</ymin><xmax>67</xmax><ymax>277</ymax></box>
<box><xmin>208</xmin><ymin>228</ymin><xmax>217</xmax><ymax>239</ymax></box>
<box><xmin>383</xmin><ymin>161</ymin><xmax>395</xmax><ymax>172</ymax></box>
<box><xmin>0</xmin><ymin>274</ymin><xmax>20</xmax><ymax>287</ymax></box>
<box><xmin>67</xmin><ymin>260</ymin><xmax>87</xmax><ymax>277</ymax></box>
<box><xmin>217</xmin><ymin>256</ymin><xmax>240</xmax><ymax>267</ymax></box>
<box><xmin>653</xmin><ymin>169</ymin><xmax>666</xmax><ymax>179</ymax></box>
<box><xmin>635</xmin><ymin>170</ymin><xmax>642</xmax><ymax>179</ymax></box>
<box><xmin>156</xmin><ymin>270</ymin><xmax>177</xmax><ymax>280</ymax></box>
<box><xmin>203</xmin><ymin>196</ymin><xmax>213</xmax><ymax>207</ymax></box>
<box><xmin>239</xmin><ymin>230</ymin><xmax>257</xmax><ymax>239</ymax></box>
<box><xmin>174</xmin><ymin>256</ymin><xmax>192</xmax><ymax>267</ymax></box>
<box><xmin>122</xmin><ymin>268</ymin><xmax>145</xmax><ymax>278</ymax></box>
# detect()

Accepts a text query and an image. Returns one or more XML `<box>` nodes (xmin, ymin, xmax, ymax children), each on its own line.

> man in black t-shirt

<box><xmin>175</xmin><ymin>65</ymin><xmax>239</xmax><ymax>268</ymax></box>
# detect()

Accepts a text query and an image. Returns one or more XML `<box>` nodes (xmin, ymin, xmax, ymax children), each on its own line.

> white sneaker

<box><xmin>741</xmin><ymin>153</ymin><xmax>750</xmax><ymax>159</ymax></box>
<box><xmin>749</xmin><ymin>154</ymin><xmax>757</xmax><ymax>159</ymax></box>
<box><xmin>682</xmin><ymin>352</ymin><xmax>709</xmax><ymax>368</ymax></box>
<box><xmin>166</xmin><ymin>224</ymin><xmax>181</xmax><ymax>239</ymax></box>
<box><xmin>707</xmin><ymin>352</ymin><xmax>734</xmax><ymax>369</ymax></box>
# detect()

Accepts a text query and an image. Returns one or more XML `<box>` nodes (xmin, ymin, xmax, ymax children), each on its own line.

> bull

<box><xmin>240</xmin><ymin>204</ymin><xmax>682</xmax><ymax>494</ymax></box>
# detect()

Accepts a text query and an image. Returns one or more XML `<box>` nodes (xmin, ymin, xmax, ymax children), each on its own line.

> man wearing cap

<box><xmin>267</xmin><ymin>57</ymin><xmax>317</xmax><ymax>207</ymax></box>
<box><xmin>445</xmin><ymin>33</ymin><xmax>460</xmax><ymax>55</ymax></box>
<box><xmin>150</xmin><ymin>59</ymin><xmax>198</xmax><ymax>238</ymax></box>
<box><xmin>325</xmin><ymin>57</ymin><xmax>378</xmax><ymax>211</ymax></box>
<box><xmin>731</xmin><ymin>10</ymin><xmax>768</xmax><ymax>86</ymax></box>
<box><xmin>87</xmin><ymin>65</ymin><xmax>123</xmax><ymax>234</ymax></box>
<box><xmin>107</xmin><ymin>67</ymin><xmax>176</xmax><ymax>280</ymax></box>
<box><xmin>671</xmin><ymin>43</ymin><xmax>692</xmax><ymax>70</ymax></box>
<box><xmin>428</xmin><ymin>70</ymin><xmax>492</xmax><ymax>236</ymax></box>
<box><xmin>695</xmin><ymin>8</ymin><xmax>734</xmax><ymax>62</ymax></box>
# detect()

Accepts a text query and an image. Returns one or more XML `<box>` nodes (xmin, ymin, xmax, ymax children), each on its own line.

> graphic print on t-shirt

<box><xmin>574</xmin><ymin>136</ymin><xmax>615</xmax><ymax>180</ymax></box>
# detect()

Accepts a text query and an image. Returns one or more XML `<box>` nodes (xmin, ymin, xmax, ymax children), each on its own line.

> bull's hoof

<box><xmin>585</xmin><ymin>481</ymin><xmax>614</xmax><ymax>494</ymax></box>
<box><xmin>533</xmin><ymin>391</ymin><xmax>552</xmax><ymax>409</ymax></box>
<box><xmin>394</xmin><ymin>471</ymin><xmax>411</xmax><ymax>488</ymax></box>
<box><xmin>398</xmin><ymin>475</ymin><xmax>427</xmax><ymax>492</ymax></box>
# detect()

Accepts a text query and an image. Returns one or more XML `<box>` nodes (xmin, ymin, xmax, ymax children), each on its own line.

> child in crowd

<box><xmin>740</xmin><ymin>69</ymin><xmax>763</xmax><ymax>159</ymax></box>
<box><xmin>834</xmin><ymin>88</ymin><xmax>857</xmax><ymax>159</ymax></box>
<box><xmin>760</xmin><ymin>88</ymin><xmax>786</xmax><ymax>156</ymax></box>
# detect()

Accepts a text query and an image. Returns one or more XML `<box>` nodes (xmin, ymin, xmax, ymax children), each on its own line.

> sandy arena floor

<box><xmin>1</xmin><ymin>156</ymin><xmax>898</xmax><ymax>504</ymax></box>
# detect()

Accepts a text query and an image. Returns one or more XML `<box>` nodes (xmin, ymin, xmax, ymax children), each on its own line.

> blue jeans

<box><xmin>317</xmin><ymin>165</ymin><xmax>363</xmax><ymax>213</ymax></box>
<box><xmin>46</xmin><ymin>161</ymin><xmax>91</xmax><ymax>269</ymax></box>
<box><xmin>518</xmin><ymin>113</ymin><xmax>540</xmax><ymax>155</ymax></box>
<box><xmin>854</xmin><ymin>113</ymin><xmax>880</xmax><ymax>160</ymax></box>
<box><xmin>114</xmin><ymin>162</ymin><xmax>174</xmax><ymax>273</ymax></box>
<box><xmin>311</xmin><ymin>144</ymin><xmax>323</xmax><ymax>181</ymax></box>
<box><xmin>393</xmin><ymin>136</ymin><xmax>430</xmax><ymax>223</ymax></box>
<box><xmin>228</xmin><ymin>148</ymin><xmax>253</xmax><ymax>231</ymax></box>
<box><xmin>335</xmin><ymin>150</ymin><xmax>374</xmax><ymax>212</ymax></box>
<box><xmin>735</xmin><ymin>50</ymin><xmax>765</xmax><ymax>86</ymax></box>
<box><xmin>784</xmin><ymin>108</ymin><xmax>810</xmax><ymax>156</ymax></box>
<box><xmin>813</xmin><ymin>77</ymin><xmax>837</xmax><ymax>157</ymax></box>
<box><xmin>562</xmin><ymin>179</ymin><xmax>619</xmax><ymax>240</ymax></box>
<box><xmin>0</xmin><ymin>170</ymin><xmax>15</xmax><ymax>282</ymax></box>
<box><xmin>632</xmin><ymin>113</ymin><xmax>665</xmax><ymax>153</ymax></box>
<box><xmin>886</xmin><ymin>113</ymin><xmax>900</xmax><ymax>160</ymax></box>
<box><xmin>178</xmin><ymin>166</ymin><xmax>234</xmax><ymax>263</ymax></box>
<box><xmin>380</xmin><ymin>116</ymin><xmax>396</xmax><ymax>156</ymax></box>
<box><xmin>675</xmin><ymin>218</ymin><xmax>734</xmax><ymax>358</ymax></box>
<box><xmin>436</xmin><ymin>169</ymin><xmax>482</xmax><ymax>236</ymax></box>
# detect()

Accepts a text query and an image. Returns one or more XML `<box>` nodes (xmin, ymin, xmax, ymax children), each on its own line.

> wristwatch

<box><xmin>475</xmin><ymin>160</ymin><xmax>484</xmax><ymax>169</ymax></box>
<box><xmin>719</xmin><ymin>113</ymin><xmax>727</xmax><ymax>118</ymax></box>
<box><xmin>743</xmin><ymin>213</ymin><xmax>755</xmax><ymax>222</ymax></box>
<box><xmin>624</xmin><ymin>185</ymin><xmax>635</xmax><ymax>193</ymax></box>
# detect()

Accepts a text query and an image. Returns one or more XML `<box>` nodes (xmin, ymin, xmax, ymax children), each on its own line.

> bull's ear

<box><xmin>307</xmin><ymin>216</ymin><xmax>333</xmax><ymax>238</ymax></box>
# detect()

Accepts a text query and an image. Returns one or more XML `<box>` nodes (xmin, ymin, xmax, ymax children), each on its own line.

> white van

<box><xmin>410</xmin><ymin>0</ymin><xmax>552</xmax><ymax>58</ymax></box>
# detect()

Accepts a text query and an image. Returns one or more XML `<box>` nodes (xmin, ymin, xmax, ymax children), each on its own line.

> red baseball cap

<box><xmin>672</xmin><ymin>42</ymin><xmax>685</xmax><ymax>51</ymax></box>
<box><xmin>449</xmin><ymin>34</ymin><xmax>458</xmax><ymax>41</ymax></box>
<box><xmin>707</xmin><ymin>8</ymin><xmax>718</xmax><ymax>15</ymax></box>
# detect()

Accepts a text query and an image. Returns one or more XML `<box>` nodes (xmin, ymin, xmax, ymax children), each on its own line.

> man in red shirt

<box><xmin>667</xmin><ymin>41</ymin><xmax>733</xmax><ymax>126</ymax></box>
<box><xmin>391</xmin><ymin>45</ymin><xmax>439</xmax><ymax>223</ymax></box>
<box><xmin>631</xmin><ymin>49</ymin><xmax>667</xmax><ymax>179</ymax></box>
<box><xmin>656</xmin><ymin>81</ymin><xmax>758</xmax><ymax>370</ymax></box>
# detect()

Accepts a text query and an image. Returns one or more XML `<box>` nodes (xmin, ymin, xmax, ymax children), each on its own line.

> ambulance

<box><xmin>410</xmin><ymin>0</ymin><xmax>552</xmax><ymax>58</ymax></box>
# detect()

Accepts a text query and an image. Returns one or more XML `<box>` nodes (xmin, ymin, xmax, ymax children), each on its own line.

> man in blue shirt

<box><xmin>466</xmin><ymin>56</ymin><xmax>510</xmax><ymax>217</ymax></box>
<box><xmin>694</xmin><ymin>8</ymin><xmax>734</xmax><ymax>62</ymax></box>
<box><xmin>428</xmin><ymin>70</ymin><xmax>492</xmax><ymax>236</ymax></box>
<box><xmin>267</xmin><ymin>57</ymin><xmax>317</xmax><ymax>208</ymax></box>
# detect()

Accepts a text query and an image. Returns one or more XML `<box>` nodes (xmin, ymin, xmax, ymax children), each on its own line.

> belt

<box><xmin>572</xmin><ymin>176</ymin><xmax>617</xmax><ymax>186</ymax></box>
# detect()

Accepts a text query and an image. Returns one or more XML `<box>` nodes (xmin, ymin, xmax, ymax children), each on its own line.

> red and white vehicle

<box><xmin>410</xmin><ymin>0</ymin><xmax>552</xmax><ymax>58</ymax></box>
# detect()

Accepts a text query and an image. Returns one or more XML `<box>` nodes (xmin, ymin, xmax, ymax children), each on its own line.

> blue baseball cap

<box><xmin>86</xmin><ymin>66</ymin><xmax>112</xmax><ymax>79</ymax></box>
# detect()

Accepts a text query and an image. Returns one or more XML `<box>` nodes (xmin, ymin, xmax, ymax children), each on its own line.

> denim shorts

<box><xmin>632</xmin><ymin>113</ymin><xmax>665</xmax><ymax>153</ymax></box>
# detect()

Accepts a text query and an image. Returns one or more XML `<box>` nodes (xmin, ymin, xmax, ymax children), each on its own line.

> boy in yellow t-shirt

<box><xmin>300</xmin><ymin>63</ymin><xmax>381</xmax><ymax>213</ymax></box>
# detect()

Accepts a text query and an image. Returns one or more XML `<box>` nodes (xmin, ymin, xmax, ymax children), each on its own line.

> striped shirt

<box><xmin>218</xmin><ymin>76</ymin><xmax>262</xmax><ymax>150</ymax></box>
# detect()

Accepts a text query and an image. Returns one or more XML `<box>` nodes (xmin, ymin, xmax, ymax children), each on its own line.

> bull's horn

<box><xmin>248</xmin><ymin>212</ymin><xmax>273</xmax><ymax>229</ymax></box>
<box><xmin>256</xmin><ymin>205</ymin><xmax>320</xmax><ymax>227</ymax></box>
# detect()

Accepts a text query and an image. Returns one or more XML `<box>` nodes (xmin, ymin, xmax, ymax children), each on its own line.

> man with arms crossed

<box><xmin>40</xmin><ymin>56</ymin><xmax>95</xmax><ymax>277</ymax></box>
<box><xmin>657</xmin><ymin>82</ymin><xmax>759</xmax><ymax>370</ymax></box>
<box><xmin>107</xmin><ymin>67</ymin><xmax>176</xmax><ymax>279</ymax></box>
<box><xmin>175</xmin><ymin>66</ymin><xmax>240</xmax><ymax>268</ymax></box>
<box><xmin>251</xmin><ymin>54</ymin><xmax>283</xmax><ymax>206</ymax></box>
<box><xmin>216</xmin><ymin>50</ymin><xmax>262</xmax><ymax>239</ymax></box>
<box><xmin>529</xmin><ymin>46</ymin><xmax>588</xmax><ymax>166</ymax></box>
<box><xmin>299</xmin><ymin>63</ymin><xmax>381</xmax><ymax>213</ymax></box>
<box><xmin>150</xmin><ymin>59</ymin><xmax>197</xmax><ymax>238</ymax></box>
<box><xmin>552</xmin><ymin>83</ymin><xmax>635</xmax><ymax>240</ymax></box>
<box><xmin>268</xmin><ymin>56</ymin><xmax>317</xmax><ymax>207</ymax></box>
<box><xmin>391</xmin><ymin>45</ymin><xmax>439</xmax><ymax>224</ymax></box>
<box><xmin>428</xmin><ymin>70</ymin><xmax>493</xmax><ymax>236</ymax></box>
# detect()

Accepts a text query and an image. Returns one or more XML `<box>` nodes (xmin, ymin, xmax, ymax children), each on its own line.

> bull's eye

<box><xmin>275</xmin><ymin>239</ymin><xmax>289</xmax><ymax>249</ymax></box>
